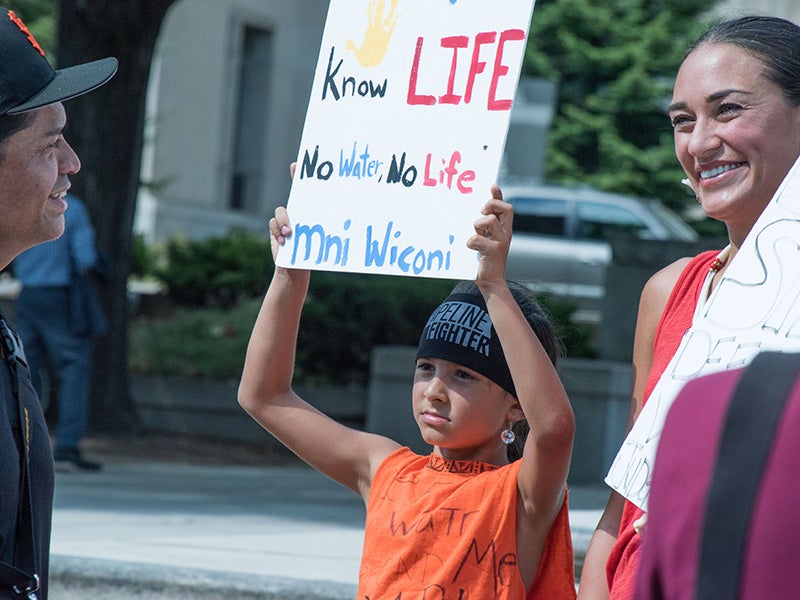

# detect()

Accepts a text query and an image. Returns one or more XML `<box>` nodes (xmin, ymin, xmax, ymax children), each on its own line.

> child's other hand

<box><xmin>269</xmin><ymin>206</ymin><xmax>292</xmax><ymax>263</ymax></box>
<box><xmin>467</xmin><ymin>184</ymin><xmax>513</xmax><ymax>286</ymax></box>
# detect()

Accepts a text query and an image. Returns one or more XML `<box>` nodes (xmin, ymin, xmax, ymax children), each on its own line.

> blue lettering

<box><xmin>339</xmin><ymin>142</ymin><xmax>383</xmax><ymax>180</ymax></box>
<box><xmin>339</xmin><ymin>143</ymin><xmax>358</xmax><ymax>177</ymax></box>
<box><xmin>291</xmin><ymin>220</ymin><xmax>352</xmax><ymax>266</ymax></box>
<box><xmin>365</xmin><ymin>221</ymin><xmax>394</xmax><ymax>267</ymax></box>
<box><xmin>364</xmin><ymin>223</ymin><xmax>455</xmax><ymax>274</ymax></box>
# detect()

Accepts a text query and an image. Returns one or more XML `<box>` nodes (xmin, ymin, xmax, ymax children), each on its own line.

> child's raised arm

<box><xmin>467</xmin><ymin>185</ymin><xmax>575</xmax><ymax>552</ymax></box>
<box><xmin>238</xmin><ymin>208</ymin><xmax>400</xmax><ymax>499</ymax></box>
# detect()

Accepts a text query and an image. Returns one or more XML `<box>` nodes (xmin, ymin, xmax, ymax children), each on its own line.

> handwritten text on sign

<box><xmin>606</xmin><ymin>156</ymin><xmax>800</xmax><ymax>511</ymax></box>
<box><xmin>277</xmin><ymin>0</ymin><xmax>537</xmax><ymax>280</ymax></box>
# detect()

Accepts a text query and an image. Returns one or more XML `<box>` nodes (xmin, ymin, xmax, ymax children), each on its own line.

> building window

<box><xmin>229</xmin><ymin>25</ymin><xmax>272</xmax><ymax>212</ymax></box>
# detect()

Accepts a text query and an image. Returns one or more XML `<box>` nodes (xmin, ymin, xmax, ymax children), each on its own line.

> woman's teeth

<box><xmin>700</xmin><ymin>163</ymin><xmax>745</xmax><ymax>179</ymax></box>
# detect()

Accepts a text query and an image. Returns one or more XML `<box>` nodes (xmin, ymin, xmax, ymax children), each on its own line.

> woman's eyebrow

<box><xmin>668</xmin><ymin>88</ymin><xmax>751</xmax><ymax>114</ymax></box>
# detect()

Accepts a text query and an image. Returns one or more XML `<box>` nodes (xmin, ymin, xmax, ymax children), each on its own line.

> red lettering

<box><xmin>422</xmin><ymin>151</ymin><xmax>475</xmax><ymax>194</ymax></box>
<box><xmin>407</xmin><ymin>37</ymin><xmax>435</xmax><ymax>105</ymax></box>
<box><xmin>439</xmin><ymin>36</ymin><xmax>469</xmax><ymax>105</ymax></box>
<box><xmin>444</xmin><ymin>151</ymin><xmax>460</xmax><ymax>188</ymax></box>
<box><xmin>464</xmin><ymin>31</ymin><xmax>496</xmax><ymax>104</ymax></box>
<box><xmin>488</xmin><ymin>29</ymin><xmax>525</xmax><ymax>111</ymax></box>
<box><xmin>407</xmin><ymin>29</ymin><xmax>525</xmax><ymax>111</ymax></box>
<box><xmin>423</xmin><ymin>153</ymin><xmax>437</xmax><ymax>187</ymax></box>
<box><xmin>457</xmin><ymin>170</ymin><xmax>476</xmax><ymax>194</ymax></box>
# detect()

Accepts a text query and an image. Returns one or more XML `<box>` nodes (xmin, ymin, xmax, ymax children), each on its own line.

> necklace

<box><xmin>694</xmin><ymin>246</ymin><xmax>732</xmax><ymax>322</ymax></box>
<box><xmin>709</xmin><ymin>256</ymin><xmax>726</xmax><ymax>273</ymax></box>
<box><xmin>709</xmin><ymin>246</ymin><xmax>731</xmax><ymax>274</ymax></box>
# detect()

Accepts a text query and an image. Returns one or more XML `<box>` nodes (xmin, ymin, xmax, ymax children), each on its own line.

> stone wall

<box><xmin>597</xmin><ymin>237</ymin><xmax>725</xmax><ymax>362</ymax></box>
<box><xmin>131</xmin><ymin>347</ymin><xmax>633</xmax><ymax>487</ymax></box>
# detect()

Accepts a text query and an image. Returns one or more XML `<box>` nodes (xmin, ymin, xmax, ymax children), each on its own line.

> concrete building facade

<box><xmin>136</xmin><ymin>0</ymin><xmax>329</xmax><ymax>242</ymax></box>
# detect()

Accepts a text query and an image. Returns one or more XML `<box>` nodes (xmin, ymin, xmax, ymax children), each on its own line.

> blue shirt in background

<box><xmin>13</xmin><ymin>194</ymin><xmax>100</xmax><ymax>287</ymax></box>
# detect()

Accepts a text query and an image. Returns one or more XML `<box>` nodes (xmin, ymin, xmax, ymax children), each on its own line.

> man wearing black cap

<box><xmin>0</xmin><ymin>7</ymin><xmax>116</xmax><ymax>599</ymax></box>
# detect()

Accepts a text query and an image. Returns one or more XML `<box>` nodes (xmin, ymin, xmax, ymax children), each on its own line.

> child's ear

<box><xmin>506</xmin><ymin>397</ymin><xmax>525</xmax><ymax>423</ymax></box>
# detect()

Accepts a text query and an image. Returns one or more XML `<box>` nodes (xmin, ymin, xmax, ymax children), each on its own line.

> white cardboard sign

<box><xmin>277</xmin><ymin>0</ymin><xmax>536</xmax><ymax>280</ymax></box>
<box><xmin>606</xmin><ymin>156</ymin><xmax>800</xmax><ymax>511</ymax></box>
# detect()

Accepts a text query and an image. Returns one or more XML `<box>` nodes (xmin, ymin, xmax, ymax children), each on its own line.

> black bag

<box><xmin>68</xmin><ymin>270</ymin><xmax>108</xmax><ymax>337</ymax></box>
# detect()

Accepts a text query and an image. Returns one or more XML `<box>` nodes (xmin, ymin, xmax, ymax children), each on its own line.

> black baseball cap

<box><xmin>0</xmin><ymin>8</ymin><xmax>117</xmax><ymax>115</ymax></box>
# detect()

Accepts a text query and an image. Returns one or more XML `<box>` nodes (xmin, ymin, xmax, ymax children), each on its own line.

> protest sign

<box><xmin>276</xmin><ymin>0</ymin><xmax>536</xmax><ymax>280</ymax></box>
<box><xmin>606</xmin><ymin>156</ymin><xmax>800</xmax><ymax>511</ymax></box>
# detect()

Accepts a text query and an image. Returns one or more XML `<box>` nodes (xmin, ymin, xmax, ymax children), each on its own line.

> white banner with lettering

<box><xmin>606</xmin><ymin>156</ymin><xmax>800</xmax><ymax>511</ymax></box>
<box><xmin>277</xmin><ymin>0</ymin><xmax>536</xmax><ymax>280</ymax></box>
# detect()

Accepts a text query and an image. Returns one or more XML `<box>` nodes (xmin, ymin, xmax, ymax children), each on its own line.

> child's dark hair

<box><xmin>449</xmin><ymin>280</ymin><xmax>564</xmax><ymax>462</ymax></box>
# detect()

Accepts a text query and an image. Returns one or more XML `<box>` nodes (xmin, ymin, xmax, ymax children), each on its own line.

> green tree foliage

<box><xmin>524</xmin><ymin>0</ymin><xmax>715</xmax><ymax>211</ymax></box>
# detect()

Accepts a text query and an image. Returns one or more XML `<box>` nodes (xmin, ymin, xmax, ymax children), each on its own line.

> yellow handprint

<box><xmin>345</xmin><ymin>0</ymin><xmax>400</xmax><ymax>68</ymax></box>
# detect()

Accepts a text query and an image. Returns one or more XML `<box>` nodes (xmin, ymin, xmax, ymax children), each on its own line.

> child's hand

<box><xmin>467</xmin><ymin>184</ymin><xmax>513</xmax><ymax>286</ymax></box>
<box><xmin>269</xmin><ymin>206</ymin><xmax>292</xmax><ymax>263</ymax></box>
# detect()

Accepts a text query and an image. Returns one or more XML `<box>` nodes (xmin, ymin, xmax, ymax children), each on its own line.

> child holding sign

<box><xmin>238</xmin><ymin>184</ymin><xmax>576</xmax><ymax>598</ymax></box>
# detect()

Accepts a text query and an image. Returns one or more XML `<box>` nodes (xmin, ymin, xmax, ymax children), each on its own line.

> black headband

<box><xmin>416</xmin><ymin>292</ymin><xmax>516</xmax><ymax>396</ymax></box>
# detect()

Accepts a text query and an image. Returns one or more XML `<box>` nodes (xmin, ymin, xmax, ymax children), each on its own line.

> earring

<box><xmin>681</xmin><ymin>177</ymin><xmax>700</xmax><ymax>203</ymax></box>
<box><xmin>501</xmin><ymin>423</ymin><xmax>515</xmax><ymax>445</ymax></box>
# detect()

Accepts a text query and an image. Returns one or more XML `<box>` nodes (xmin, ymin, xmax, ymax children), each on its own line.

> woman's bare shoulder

<box><xmin>641</xmin><ymin>256</ymin><xmax>694</xmax><ymax>305</ymax></box>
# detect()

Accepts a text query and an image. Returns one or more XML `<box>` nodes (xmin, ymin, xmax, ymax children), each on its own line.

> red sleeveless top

<box><xmin>606</xmin><ymin>250</ymin><xmax>720</xmax><ymax>599</ymax></box>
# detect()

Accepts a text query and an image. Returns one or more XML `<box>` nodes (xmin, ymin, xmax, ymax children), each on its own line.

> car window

<box><xmin>646</xmin><ymin>201</ymin><xmax>699</xmax><ymax>241</ymax></box>
<box><xmin>509</xmin><ymin>197</ymin><xmax>568</xmax><ymax>237</ymax></box>
<box><xmin>576</xmin><ymin>201</ymin><xmax>648</xmax><ymax>241</ymax></box>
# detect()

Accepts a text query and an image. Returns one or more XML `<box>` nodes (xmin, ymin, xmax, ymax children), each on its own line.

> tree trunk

<box><xmin>56</xmin><ymin>0</ymin><xmax>176</xmax><ymax>432</ymax></box>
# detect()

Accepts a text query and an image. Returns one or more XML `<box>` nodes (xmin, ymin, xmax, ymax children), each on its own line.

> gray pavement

<box><xmin>50</xmin><ymin>459</ymin><xmax>607</xmax><ymax>599</ymax></box>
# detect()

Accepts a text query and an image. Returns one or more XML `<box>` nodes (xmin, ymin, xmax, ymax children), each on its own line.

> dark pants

<box><xmin>15</xmin><ymin>286</ymin><xmax>94</xmax><ymax>451</ymax></box>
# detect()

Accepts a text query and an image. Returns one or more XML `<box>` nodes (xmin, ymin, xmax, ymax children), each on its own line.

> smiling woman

<box><xmin>669</xmin><ymin>44</ymin><xmax>800</xmax><ymax>248</ymax></box>
<box><xmin>578</xmin><ymin>15</ymin><xmax>800</xmax><ymax>600</ymax></box>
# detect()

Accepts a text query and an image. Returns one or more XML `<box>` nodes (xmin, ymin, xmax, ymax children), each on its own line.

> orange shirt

<box><xmin>358</xmin><ymin>447</ymin><xmax>576</xmax><ymax>599</ymax></box>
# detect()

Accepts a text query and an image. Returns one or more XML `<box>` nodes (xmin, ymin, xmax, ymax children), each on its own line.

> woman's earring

<box><xmin>501</xmin><ymin>423</ymin><xmax>515</xmax><ymax>445</ymax></box>
<box><xmin>681</xmin><ymin>178</ymin><xmax>700</xmax><ymax>204</ymax></box>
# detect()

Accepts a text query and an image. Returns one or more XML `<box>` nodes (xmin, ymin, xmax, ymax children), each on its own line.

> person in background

<box><xmin>578</xmin><ymin>15</ymin><xmax>800</xmax><ymax>600</ymax></box>
<box><xmin>14</xmin><ymin>192</ymin><xmax>109</xmax><ymax>472</ymax></box>
<box><xmin>635</xmin><ymin>351</ymin><xmax>800</xmax><ymax>599</ymax></box>
<box><xmin>239</xmin><ymin>184</ymin><xmax>577</xmax><ymax>598</ymax></box>
<box><xmin>0</xmin><ymin>6</ymin><xmax>116</xmax><ymax>598</ymax></box>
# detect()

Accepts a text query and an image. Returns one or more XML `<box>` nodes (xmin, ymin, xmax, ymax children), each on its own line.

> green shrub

<box><xmin>535</xmin><ymin>293</ymin><xmax>597</xmax><ymax>360</ymax></box>
<box><xmin>155</xmin><ymin>232</ymin><xmax>272</xmax><ymax>308</ymax></box>
<box><xmin>128</xmin><ymin>233</ymin><xmax>595</xmax><ymax>383</ymax></box>
<box><xmin>129</xmin><ymin>299</ymin><xmax>261</xmax><ymax>379</ymax></box>
<box><xmin>296</xmin><ymin>273</ymin><xmax>455</xmax><ymax>384</ymax></box>
<box><xmin>129</xmin><ymin>274</ymin><xmax>455</xmax><ymax>383</ymax></box>
<box><xmin>131</xmin><ymin>233</ymin><xmax>160</xmax><ymax>278</ymax></box>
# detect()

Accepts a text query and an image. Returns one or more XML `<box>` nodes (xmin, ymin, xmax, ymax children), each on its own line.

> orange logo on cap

<box><xmin>8</xmin><ymin>11</ymin><xmax>45</xmax><ymax>56</ymax></box>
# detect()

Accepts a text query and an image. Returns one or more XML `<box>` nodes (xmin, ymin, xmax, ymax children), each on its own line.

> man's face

<box><xmin>0</xmin><ymin>102</ymin><xmax>80</xmax><ymax>268</ymax></box>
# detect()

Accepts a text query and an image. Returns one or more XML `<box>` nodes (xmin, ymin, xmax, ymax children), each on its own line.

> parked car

<box><xmin>501</xmin><ymin>181</ymin><xmax>698</xmax><ymax>323</ymax></box>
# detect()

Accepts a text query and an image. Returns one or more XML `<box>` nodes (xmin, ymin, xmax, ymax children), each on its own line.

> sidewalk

<box><xmin>48</xmin><ymin>436</ymin><xmax>607</xmax><ymax>599</ymax></box>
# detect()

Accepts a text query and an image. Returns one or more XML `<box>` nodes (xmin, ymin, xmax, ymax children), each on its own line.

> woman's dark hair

<box><xmin>686</xmin><ymin>16</ymin><xmax>800</xmax><ymax>106</ymax></box>
<box><xmin>0</xmin><ymin>111</ymin><xmax>34</xmax><ymax>161</ymax></box>
<box><xmin>450</xmin><ymin>279</ymin><xmax>564</xmax><ymax>462</ymax></box>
